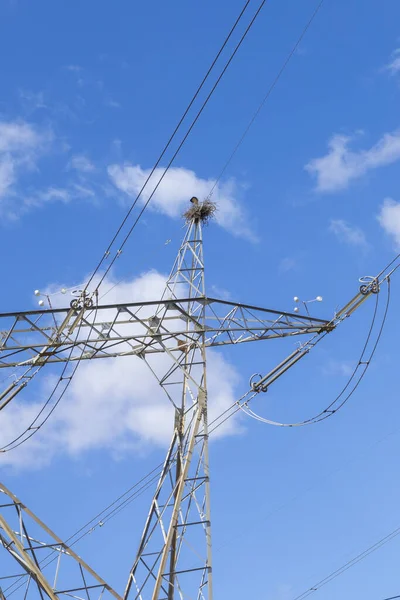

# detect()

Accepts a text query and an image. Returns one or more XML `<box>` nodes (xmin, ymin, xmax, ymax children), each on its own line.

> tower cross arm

<box><xmin>0</xmin><ymin>296</ymin><xmax>329</xmax><ymax>372</ymax></box>
<box><xmin>201</xmin><ymin>297</ymin><xmax>330</xmax><ymax>346</ymax></box>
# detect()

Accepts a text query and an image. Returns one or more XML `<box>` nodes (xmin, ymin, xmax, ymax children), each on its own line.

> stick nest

<box><xmin>183</xmin><ymin>199</ymin><xmax>217</xmax><ymax>225</ymax></box>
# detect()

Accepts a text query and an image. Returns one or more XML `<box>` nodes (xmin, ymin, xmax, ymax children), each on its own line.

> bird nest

<box><xmin>183</xmin><ymin>199</ymin><xmax>217</xmax><ymax>225</ymax></box>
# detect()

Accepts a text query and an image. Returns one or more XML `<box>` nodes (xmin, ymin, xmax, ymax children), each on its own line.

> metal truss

<box><xmin>0</xmin><ymin>482</ymin><xmax>121</xmax><ymax>600</ymax></box>
<box><xmin>0</xmin><ymin>297</ymin><xmax>328</xmax><ymax>410</ymax></box>
<box><xmin>0</xmin><ymin>265</ymin><xmax>328</xmax><ymax>411</ymax></box>
<box><xmin>0</xmin><ymin>298</ymin><xmax>328</xmax><ymax>368</ymax></box>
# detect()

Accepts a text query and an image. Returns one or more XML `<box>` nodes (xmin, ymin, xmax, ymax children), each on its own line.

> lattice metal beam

<box><xmin>0</xmin><ymin>300</ymin><xmax>328</xmax><ymax>367</ymax></box>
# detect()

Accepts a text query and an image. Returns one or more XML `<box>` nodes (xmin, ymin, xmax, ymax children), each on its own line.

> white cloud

<box><xmin>279</xmin><ymin>257</ymin><xmax>297</xmax><ymax>273</ymax></box>
<box><xmin>19</xmin><ymin>89</ymin><xmax>47</xmax><ymax>112</ymax></box>
<box><xmin>0</xmin><ymin>120</ymin><xmax>52</xmax><ymax>204</ymax></box>
<box><xmin>322</xmin><ymin>360</ymin><xmax>354</xmax><ymax>377</ymax></box>
<box><xmin>0</xmin><ymin>271</ymin><xmax>243</xmax><ymax>470</ymax></box>
<box><xmin>0</xmin><ymin>124</ymin><xmax>101</xmax><ymax>217</ymax></box>
<box><xmin>377</xmin><ymin>197</ymin><xmax>400</xmax><ymax>248</ymax></box>
<box><xmin>329</xmin><ymin>219</ymin><xmax>367</xmax><ymax>248</ymax></box>
<box><xmin>108</xmin><ymin>164</ymin><xmax>256</xmax><ymax>241</ymax></box>
<box><xmin>385</xmin><ymin>48</ymin><xmax>400</xmax><ymax>75</ymax></box>
<box><xmin>305</xmin><ymin>130</ymin><xmax>400</xmax><ymax>192</ymax></box>
<box><xmin>65</xmin><ymin>65</ymin><xmax>82</xmax><ymax>73</ymax></box>
<box><xmin>72</xmin><ymin>183</ymin><xmax>96</xmax><ymax>198</ymax></box>
<box><xmin>0</xmin><ymin>157</ymin><xmax>14</xmax><ymax>198</ymax></box>
<box><xmin>0</xmin><ymin>120</ymin><xmax>46</xmax><ymax>154</ymax></box>
<box><xmin>21</xmin><ymin>187</ymin><xmax>72</xmax><ymax>212</ymax></box>
<box><xmin>105</xmin><ymin>99</ymin><xmax>121</xmax><ymax>109</ymax></box>
<box><xmin>39</xmin><ymin>187</ymin><xmax>71</xmax><ymax>202</ymax></box>
<box><xmin>68</xmin><ymin>154</ymin><xmax>96</xmax><ymax>173</ymax></box>
<box><xmin>209</xmin><ymin>284</ymin><xmax>231</xmax><ymax>300</ymax></box>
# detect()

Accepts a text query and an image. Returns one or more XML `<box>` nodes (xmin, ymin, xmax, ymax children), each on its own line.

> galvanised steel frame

<box><xmin>0</xmin><ymin>206</ymin><xmax>339</xmax><ymax>600</ymax></box>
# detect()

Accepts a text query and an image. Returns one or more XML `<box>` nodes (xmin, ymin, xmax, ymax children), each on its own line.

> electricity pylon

<box><xmin>0</xmin><ymin>198</ymin><xmax>385</xmax><ymax>599</ymax></box>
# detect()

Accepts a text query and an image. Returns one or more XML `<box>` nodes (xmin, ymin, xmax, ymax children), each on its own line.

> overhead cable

<box><xmin>291</xmin><ymin>525</ymin><xmax>400</xmax><ymax>599</ymax></box>
<box><xmin>207</xmin><ymin>0</ymin><xmax>325</xmax><ymax>199</ymax></box>
<box><xmin>85</xmin><ymin>0</ymin><xmax>267</xmax><ymax>291</ymax></box>
<box><xmin>239</xmin><ymin>278</ymin><xmax>390</xmax><ymax>428</ymax></box>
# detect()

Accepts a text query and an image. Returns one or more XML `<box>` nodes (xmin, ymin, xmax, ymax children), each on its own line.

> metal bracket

<box><xmin>359</xmin><ymin>276</ymin><xmax>380</xmax><ymax>296</ymax></box>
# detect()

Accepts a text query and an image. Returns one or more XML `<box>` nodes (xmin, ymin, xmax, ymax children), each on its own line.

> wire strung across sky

<box><xmin>207</xmin><ymin>0</ymin><xmax>325</xmax><ymax>200</ymax></box>
<box><xmin>0</xmin><ymin>304</ymin><xmax>101</xmax><ymax>452</ymax></box>
<box><xmin>239</xmin><ymin>277</ymin><xmax>391</xmax><ymax>428</ymax></box>
<box><xmin>291</xmin><ymin>525</ymin><xmax>400</xmax><ymax>599</ymax></box>
<box><xmin>85</xmin><ymin>0</ymin><xmax>266</xmax><ymax>292</ymax></box>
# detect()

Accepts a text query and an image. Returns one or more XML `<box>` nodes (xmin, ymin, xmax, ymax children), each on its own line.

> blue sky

<box><xmin>1</xmin><ymin>0</ymin><xmax>400</xmax><ymax>598</ymax></box>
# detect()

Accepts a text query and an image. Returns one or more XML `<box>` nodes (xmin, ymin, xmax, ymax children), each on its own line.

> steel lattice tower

<box><xmin>0</xmin><ymin>197</ymin><xmax>386</xmax><ymax>600</ymax></box>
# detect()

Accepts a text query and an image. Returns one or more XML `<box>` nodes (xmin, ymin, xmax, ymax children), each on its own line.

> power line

<box><xmin>94</xmin><ymin>0</ymin><xmax>268</xmax><ymax>291</ymax></box>
<box><xmin>292</xmin><ymin>525</ymin><xmax>400</xmax><ymax>599</ymax></box>
<box><xmin>240</xmin><ymin>277</ymin><xmax>391</xmax><ymax>428</ymax></box>
<box><xmin>85</xmin><ymin>0</ymin><xmax>265</xmax><ymax>291</ymax></box>
<box><xmin>207</xmin><ymin>0</ymin><xmax>325</xmax><ymax>199</ymax></box>
<box><xmin>0</xmin><ymin>304</ymin><xmax>101</xmax><ymax>452</ymax></box>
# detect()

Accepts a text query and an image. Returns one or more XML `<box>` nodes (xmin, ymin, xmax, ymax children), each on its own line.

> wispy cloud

<box><xmin>377</xmin><ymin>197</ymin><xmax>400</xmax><ymax>248</ymax></box>
<box><xmin>68</xmin><ymin>154</ymin><xmax>96</xmax><ymax>173</ymax></box>
<box><xmin>0</xmin><ymin>119</ymin><xmax>53</xmax><ymax>203</ymax></box>
<box><xmin>209</xmin><ymin>284</ymin><xmax>231</xmax><ymax>300</ymax></box>
<box><xmin>329</xmin><ymin>219</ymin><xmax>368</xmax><ymax>248</ymax></box>
<box><xmin>65</xmin><ymin>64</ymin><xmax>82</xmax><ymax>73</ymax></box>
<box><xmin>64</xmin><ymin>64</ymin><xmax>119</xmax><ymax>110</ymax></box>
<box><xmin>0</xmin><ymin>158</ymin><xmax>14</xmax><ymax>199</ymax></box>
<box><xmin>108</xmin><ymin>163</ymin><xmax>256</xmax><ymax>241</ymax></box>
<box><xmin>105</xmin><ymin>98</ymin><xmax>121</xmax><ymax>109</ymax></box>
<box><xmin>0</xmin><ymin>122</ymin><xmax>102</xmax><ymax>218</ymax></box>
<box><xmin>305</xmin><ymin>130</ymin><xmax>400</xmax><ymax>192</ymax></box>
<box><xmin>38</xmin><ymin>187</ymin><xmax>71</xmax><ymax>203</ymax></box>
<box><xmin>72</xmin><ymin>183</ymin><xmax>96</xmax><ymax>198</ymax></box>
<box><xmin>19</xmin><ymin>89</ymin><xmax>47</xmax><ymax>113</ymax></box>
<box><xmin>322</xmin><ymin>359</ymin><xmax>354</xmax><ymax>377</ymax></box>
<box><xmin>279</xmin><ymin>257</ymin><xmax>297</xmax><ymax>273</ymax></box>
<box><xmin>385</xmin><ymin>48</ymin><xmax>400</xmax><ymax>75</ymax></box>
<box><xmin>0</xmin><ymin>120</ymin><xmax>49</xmax><ymax>154</ymax></box>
